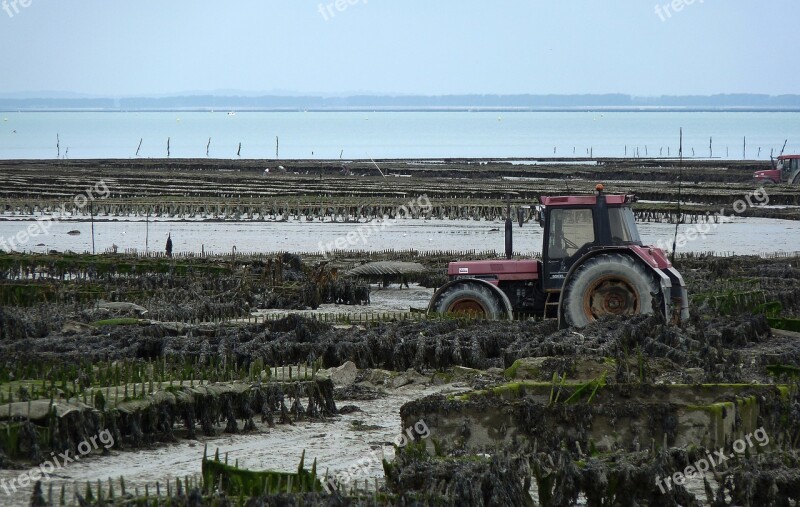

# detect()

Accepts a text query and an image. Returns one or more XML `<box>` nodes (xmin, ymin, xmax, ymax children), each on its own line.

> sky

<box><xmin>0</xmin><ymin>0</ymin><xmax>798</xmax><ymax>97</ymax></box>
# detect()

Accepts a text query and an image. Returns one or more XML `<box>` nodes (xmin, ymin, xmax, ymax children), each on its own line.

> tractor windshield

<box><xmin>608</xmin><ymin>207</ymin><xmax>642</xmax><ymax>245</ymax></box>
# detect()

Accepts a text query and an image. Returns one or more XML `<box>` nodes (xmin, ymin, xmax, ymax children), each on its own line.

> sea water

<box><xmin>0</xmin><ymin>111</ymin><xmax>798</xmax><ymax>160</ymax></box>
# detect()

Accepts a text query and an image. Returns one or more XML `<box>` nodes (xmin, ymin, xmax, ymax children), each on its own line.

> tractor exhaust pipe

<box><xmin>505</xmin><ymin>203</ymin><xmax>513</xmax><ymax>260</ymax></box>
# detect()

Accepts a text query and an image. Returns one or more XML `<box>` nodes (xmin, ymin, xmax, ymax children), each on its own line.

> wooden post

<box><xmin>90</xmin><ymin>202</ymin><xmax>95</xmax><ymax>255</ymax></box>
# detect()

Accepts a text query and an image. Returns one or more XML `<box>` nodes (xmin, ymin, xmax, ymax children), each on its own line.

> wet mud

<box><xmin>1</xmin><ymin>157</ymin><xmax>800</xmax><ymax>504</ymax></box>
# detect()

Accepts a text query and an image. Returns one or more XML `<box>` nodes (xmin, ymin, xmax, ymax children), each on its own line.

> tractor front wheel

<box><xmin>562</xmin><ymin>254</ymin><xmax>660</xmax><ymax>328</ymax></box>
<box><xmin>431</xmin><ymin>282</ymin><xmax>508</xmax><ymax>320</ymax></box>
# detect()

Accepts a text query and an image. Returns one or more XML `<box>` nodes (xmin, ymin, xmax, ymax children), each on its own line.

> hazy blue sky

<box><xmin>0</xmin><ymin>0</ymin><xmax>797</xmax><ymax>97</ymax></box>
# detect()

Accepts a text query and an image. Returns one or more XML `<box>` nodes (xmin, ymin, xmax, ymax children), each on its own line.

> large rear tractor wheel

<box><xmin>562</xmin><ymin>254</ymin><xmax>660</xmax><ymax>328</ymax></box>
<box><xmin>432</xmin><ymin>282</ymin><xmax>508</xmax><ymax>320</ymax></box>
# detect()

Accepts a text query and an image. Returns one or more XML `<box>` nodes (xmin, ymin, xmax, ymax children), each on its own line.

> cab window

<box><xmin>549</xmin><ymin>209</ymin><xmax>595</xmax><ymax>260</ymax></box>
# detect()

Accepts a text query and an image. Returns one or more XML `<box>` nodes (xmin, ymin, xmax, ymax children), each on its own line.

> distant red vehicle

<box><xmin>754</xmin><ymin>155</ymin><xmax>800</xmax><ymax>185</ymax></box>
<box><xmin>428</xmin><ymin>186</ymin><xmax>689</xmax><ymax>328</ymax></box>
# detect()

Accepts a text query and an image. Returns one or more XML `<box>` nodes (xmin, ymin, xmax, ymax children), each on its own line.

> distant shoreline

<box><xmin>1</xmin><ymin>93</ymin><xmax>799</xmax><ymax>113</ymax></box>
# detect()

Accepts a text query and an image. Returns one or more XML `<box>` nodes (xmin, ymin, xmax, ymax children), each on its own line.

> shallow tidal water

<box><xmin>1</xmin><ymin>216</ymin><xmax>799</xmax><ymax>257</ymax></box>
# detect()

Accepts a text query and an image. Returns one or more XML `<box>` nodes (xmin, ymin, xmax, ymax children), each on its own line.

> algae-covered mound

<box><xmin>0</xmin><ymin>252</ymin><xmax>370</xmax><ymax>321</ymax></box>
<box><xmin>504</xmin><ymin>313</ymin><xmax>778</xmax><ymax>383</ymax></box>
<box><xmin>1</xmin><ymin>310</ymin><xmax>795</xmax><ymax>385</ymax></box>
<box><xmin>201</xmin><ymin>449</ymin><xmax>323</xmax><ymax>495</ymax></box>
<box><xmin>725</xmin><ymin>450</ymin><xmax>800</xmax><ymax>505</ymax></box>
<box><xmin>384</xmin><ymin>444</ymin><xmax>535</xmax><ymax>506</ymax></box>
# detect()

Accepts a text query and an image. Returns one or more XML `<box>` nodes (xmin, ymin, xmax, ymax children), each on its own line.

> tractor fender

<box><xmin>557</xmin><ymin>248</ymin><xmax>673</xmax><ymax>329</ymax></box>
<box><xmin>428</xmin><ymin>278</ymin><xmax>514</xmax><ymax>319</ymax></box>
<box><xmin>663</xmin><ymin>266</ymin><xmax>690</xmax><ymax>323</ymax></box>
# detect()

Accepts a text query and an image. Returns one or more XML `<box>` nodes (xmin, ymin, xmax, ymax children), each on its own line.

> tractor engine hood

<box><xmin>754</xmin><ymin>169</ymin><xmax>780</xmax><ymax>179</ymax></box>
<box><xmin>448</xmin><ymin>259</ymin><xmax>540</xmax><ymax>282</ymax></box>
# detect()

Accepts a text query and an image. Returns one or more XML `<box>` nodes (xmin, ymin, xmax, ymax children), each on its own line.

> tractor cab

<box><xmin>540</xmin><ymin>186</ymin><xmax>640</xmax><ymax>290</ymax></box>
<box><xmin>777</xmin><ymin>156</ymin><xmax>792</xmax><ymax>171</ymax></box>
<box><xmin>778</xmin><ymin>155</ymin><xmax>800</xmax><ymax>184</ymax></box>
<box><xmin>756</xmin><ymin>155</ymin><xmax>800</xmax><ymax>185</ymax></box>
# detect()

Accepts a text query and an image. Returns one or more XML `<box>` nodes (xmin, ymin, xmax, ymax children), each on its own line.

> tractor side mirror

<box><xmin>536</xmin><ymin>206</ymin><xmax>545</xmax><ymax>228</ymax></box>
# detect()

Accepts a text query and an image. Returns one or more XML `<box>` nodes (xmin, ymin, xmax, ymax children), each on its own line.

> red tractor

<box><xmin>754</xmin><ymin>155</ymin><xmax>800</xmax><ymax>185</ymax></box>
<box><xmin>428</xmin><ymin>186</ymin><xmax>690</xmax><ymax>328</ymax></box>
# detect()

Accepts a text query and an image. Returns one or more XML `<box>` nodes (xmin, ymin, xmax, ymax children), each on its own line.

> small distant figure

<box><xmin>165</xmin><ymin>234</ymin><xmax>173</xmax><ymax>258</ymax></box>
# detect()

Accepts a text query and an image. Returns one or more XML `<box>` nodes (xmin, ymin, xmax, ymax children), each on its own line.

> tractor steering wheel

<box><xmin>562</xmin><ymin>237</ymin><xmax>580</xmax><ymax>250</ymax></box>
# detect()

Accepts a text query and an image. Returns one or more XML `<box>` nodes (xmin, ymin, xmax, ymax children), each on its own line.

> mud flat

<box><xmin>0</xmin><ymin>250</ymin><xmax>799</xmax><ymax>504</ymax></box>
<box><xmin>1</xmin><ymin>159</ymin><xmax>800</xmax><ymax>505</ymax></box>
<box><xmin>402</xmin><ymin>383</ymin><xmax>781</xmax><ymax>454</ymax></box>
